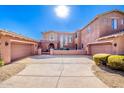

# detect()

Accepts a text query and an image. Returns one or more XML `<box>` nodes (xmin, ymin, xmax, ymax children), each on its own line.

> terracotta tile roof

<box><xmin>0</xmin><ymin>29</ymin><xmax>38</xmax><ymax>43</ymax></box>
<box><xmin>98</xmin><ymin>31</ymin><xmax>124</xmax><ymax>40</ymax></box>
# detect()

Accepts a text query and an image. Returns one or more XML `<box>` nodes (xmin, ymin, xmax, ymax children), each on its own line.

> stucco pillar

<box><xmin>50</xmin><ymin>48</ymin><xmax>54</xmax><ymax>55</ymax></box>
<box><xmin>32</xmin><ymin>44</ymin><xmax>38</xmax><ymax>55</ymax></box>
<box><xmin>38</xmin><ymin>48</ymin><xmax>42</xmax><ymax>55</ymax></box>
<box><xmin>1</xmin><ymin>36</ymin><xmax>11</xmax><ymax>64</ymax></box>
<box><xmin>86</xmin><ymin>45</ymin><xmax>91</xmax><ymax>55</ymax></box>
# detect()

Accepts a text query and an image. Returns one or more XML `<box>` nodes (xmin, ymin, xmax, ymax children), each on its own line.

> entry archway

<box><xmin>48</xmin><ymin>43</ymin><xmax>55</xmax><ymax>49</ymax></box>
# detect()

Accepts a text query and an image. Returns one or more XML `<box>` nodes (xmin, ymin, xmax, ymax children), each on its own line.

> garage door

<box><xmin>90</xmin><ymin>44</ymin><xmax>112</xmax><ymax>54</ymax></box>
<box><xmin>11</xmin><ymin>42</ymin><xmax>33</xmax><ymax>61</ymax></box>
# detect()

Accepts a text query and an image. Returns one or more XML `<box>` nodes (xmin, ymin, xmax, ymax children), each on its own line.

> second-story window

<box><xmin>65</xmin><ymin>35</ymin><xmax>68</xmax><ymax>45</ymax></box>
<box><xmin>87</xmin><ymin>27</ymin><xmax>91</xmax><ymax>33</ymax></box>
<box><xmin>75</xmin><ymin>33</ymin><xmax>78</xmax><ymax>38</ymax></box>
<box><xmin>69</xmin><ymin>35</ymin><xmax>72</xmax><ymax>43</ymax></box>
<box><xmin>112</xmin><ymin>19</ymin><xmax>118</xmax><ymax>30</ymax></box>
<box><xmin>121</xmin><ymin>19</ymin><xmax>124</xmax><ymax>24</ymax></box>
<box><xmin>49</xmin><ymin>34</ymin><xmax>55</xmax><ymax>41</ymax></box>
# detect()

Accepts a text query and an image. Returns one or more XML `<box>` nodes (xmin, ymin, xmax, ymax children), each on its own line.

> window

<box><xmin>65</xmin><ymin>35</ymin><xmax>68</xmax><ymax>45</ymax></box>
<box><xmin>49</xmin><ymin>34</ymin><xmax>55</xmax><ymax>41</ymax></box>
<box><xmin>112</xmin><ymin>19</ymin><xmax>117</xmax><ymax>30</ymax></box>
<box><xmin>63</xmin><ymin>35</ymin><xmax>66</xmax><ymax>45</ymax></box>
<box><xmin>75</xmin><ymin>33</ymin><xmax>78</xmax><ymax>38</ymax></box>
<box><xmin>121</xmin><ymin>19</ymin><xmax>124</xmax><ymax>24</ymax></box>
<box><xmin>87</xmin><ymin>27</ymin><xmax>91</xmax><ymax>33</ymax></box>
<box><xmin>68</xmin><ymin>35</ymin><xmax>72</xmax><ymax>43</ymax></box>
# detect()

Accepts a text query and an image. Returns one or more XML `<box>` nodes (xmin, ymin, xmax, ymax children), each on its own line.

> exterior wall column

<box><xmin>38</xmin><ymin>48</ymin><xmax>42</xmax><ymax>55</ymax></box>
<box><xmin>50</xmin><ymin>48</ymin><xmax>54</xmax><ymax>55</ymax></box>
<box><xmin>87</xmin><ymin>45</ymin><xmax>91</xmax><ymax>55</ymax></box>
<box><xmin>1</xmin><ymin>36</ymin><xmax>11</xmax><ymax>64</ymax></box>
<box><xmin>32</xmin><ymin>44</ymin><xmax>38</xmax><ymax>55</ymax></box>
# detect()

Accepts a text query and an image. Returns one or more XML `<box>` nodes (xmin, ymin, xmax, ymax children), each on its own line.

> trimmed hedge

<box><xmin>93</xmin><ymin>54</ymin><xmax>111</xmax><ymax>65</ymax></box>
<box><xmin>0</xmin><ymin>58</ymin><xmax>4</xmax><ymax>66</ymax></box>
<box><xmin>107</xmin><ymin>55</ymin><xmax>124</xmax><ymax>70</ymax></box>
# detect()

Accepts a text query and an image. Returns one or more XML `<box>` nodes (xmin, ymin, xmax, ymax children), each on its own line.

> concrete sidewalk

<box><xmin>0</xmin><ymin>55</ymin><xmax>108</xmax><ymax>88</ymax></box>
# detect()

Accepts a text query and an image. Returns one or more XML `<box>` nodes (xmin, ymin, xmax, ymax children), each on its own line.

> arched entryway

<box><xmin>48</xmin><ymin>43</ymin><xmax>55</xmax><ymax>49</ymax></box>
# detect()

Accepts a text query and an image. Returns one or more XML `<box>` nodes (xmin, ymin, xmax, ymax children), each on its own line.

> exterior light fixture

<box><xmin>5</xmin><ymin>41</ymin><xmax>9</xmax><ymax>46</ymax></box>
<box><xmin>114</xmin><ymin>43</ymin><xmax>117</xmax><ymax>47</ymax></box>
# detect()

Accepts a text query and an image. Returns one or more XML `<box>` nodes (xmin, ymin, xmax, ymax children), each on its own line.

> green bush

<box><xmin>93</xmin><ymin>54</ymin><xmax>111</xmax><ymax>65</ymax></box>
<box><xmin>107</xmin><ymin>55</ymin><xmax>124</xmax><ymax>70</ymax></box>
<box><xmin>0</xmin><ymin>58</ymin><xmax>4</xmax><ymax>66</ymax></box>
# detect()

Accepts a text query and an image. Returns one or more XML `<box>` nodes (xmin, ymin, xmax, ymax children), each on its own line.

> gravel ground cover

<box><xmin>92</xmin><ymin>64</ymin><xmax>124</xmax><ymax>88</ymax></box>
<box><xmin>0</xmin><ymin>62</ymin><xmax>26</xmax><ymax>82</ymax></box>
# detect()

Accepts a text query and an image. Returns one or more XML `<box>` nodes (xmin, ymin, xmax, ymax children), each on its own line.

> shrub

<box><xmin>107</xmin><ymin>55</ymin><xmax>124</xmax><ymax>70</ymax></box>
<box><xmin>93</xmin><ymin>54</ymin><xmax>111</xmax><ymax>66</ymax></box>
<box><xmin>0</xmin><ymin>58</ymin><xmax>4</xmax><ymax>66</ymax></box>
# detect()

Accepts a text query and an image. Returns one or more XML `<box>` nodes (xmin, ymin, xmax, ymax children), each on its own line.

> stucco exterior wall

<box><xmin>81</xmin><ymin>11</ymin><xmax>124</xmax><ymax>54</ymax></box>
<box><xmin>0</xmin><ymin>34</ymin><xmax>38</xmax><ymax>64</ymax></box>
<box><xmin>98</xmin><ymin>36</ymin><xmax>124</xmax><ymax>55</ymax></box>
<box><xmin>41</xmin><ymin>31</ymin><xmax>75</xmax><ymax>50</ymax></box>
<box><xmin>81</xmin><ymin>18</ymin><xmax>100</xmax><ymax>52</ymax></box>
<box><xmin>74</xmin><ymin>31</ymin><xmax>82</xmax><ymax>49</ymax></box>
<box><xmin>115</xmin><ymin>36</ymin><xmax>124</xmax><ymax>54</ymax></box>
<box><xmin>0</xmin><ymin>36</ymin><xmax>11</xmax><ymax>64</ymax></box>
<box><xmin>98</xmin><ymin>12</ymin><xmax>124</xmax><ymax>37</ymax></box>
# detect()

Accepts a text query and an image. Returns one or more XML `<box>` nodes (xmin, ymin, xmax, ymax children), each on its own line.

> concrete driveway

<box><xmin>0</xmin><ymin>55</ymin><xmax>108</xmax><ymax>88</ymax></box>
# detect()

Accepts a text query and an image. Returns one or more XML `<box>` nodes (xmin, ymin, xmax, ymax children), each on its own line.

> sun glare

<box><xmin>54</xmin><ymin>5</ymin><xmax>70</xmax><ymax>18</ymax></box>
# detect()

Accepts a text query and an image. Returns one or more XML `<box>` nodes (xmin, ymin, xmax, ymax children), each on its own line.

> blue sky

<box><xmin>0</xmin><ymin>5</ymin><xmax>124</xmax><ymax>40</ymax></box>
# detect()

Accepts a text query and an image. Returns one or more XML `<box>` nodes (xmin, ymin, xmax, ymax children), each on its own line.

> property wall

<box><xmin>50</xmin><ymin>49</ymin><xmax>84</xmax><ymax>55</ymax></box>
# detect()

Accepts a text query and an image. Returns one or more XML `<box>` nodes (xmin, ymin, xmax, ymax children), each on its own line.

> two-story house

<box><xmin>40</xmin><ymin>10</ymin><xmax>124</xmax><ymax>55</ymax></box>
<box><xmin>81</xmin><ymin>10</ymin><xmax>124</xmax><ymax>54</ymax></box>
